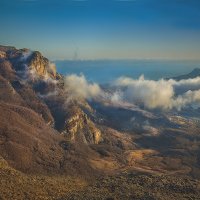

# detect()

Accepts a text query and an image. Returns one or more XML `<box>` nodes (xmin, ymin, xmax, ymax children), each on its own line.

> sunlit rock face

<box><xmin>27</xmin><ymin>51</ymin><xmax>57</xmax><ymax>79</ymax></box>
<box><xmin>28</xmin><ymin>51</ymin><xmax>48</xmax><ymax>76</ymax></box>
<box><xmin>63</xmin><ymin>106</ymin><xmax>102</xmax><ymax>144</ymax></box>
<box><xmin>0</xmin><ymin>45</ymin><xmax>59</xmax><ymax>81</ymax></box>
<box><xmin>0</xmin><ymin>51</ymin><xmax>6</xmax><ymax>59</ymax></box>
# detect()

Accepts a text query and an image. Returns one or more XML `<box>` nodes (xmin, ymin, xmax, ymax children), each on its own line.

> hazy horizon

<box><xmin>55</xmin><ymin>59</ymin><xmax>200</xmax><ymax>84</ymax></box>
<box><xmin>53</xmin><ymin>58</ymin><xmax>200</xmax><ymax>62</ymax></box>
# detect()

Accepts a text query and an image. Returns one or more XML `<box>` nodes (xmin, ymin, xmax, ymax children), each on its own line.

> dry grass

<box><xmin>125</xmin><ymin>149</ymin><xmax>158</xmax><ymax>163</ymax></box>
<box><xmin>89</xmin><ymin>157</ymin><xmax>120</xmax><ymax>171</ymax></box>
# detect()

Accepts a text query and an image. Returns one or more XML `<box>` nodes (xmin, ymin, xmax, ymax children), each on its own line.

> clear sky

<box><xmin>0</xmin><ymin>0</ymin><xmax>200</xmax><ymax>60</ymax></box>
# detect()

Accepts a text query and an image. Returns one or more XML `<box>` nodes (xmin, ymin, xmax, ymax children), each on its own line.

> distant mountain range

<box><xmin>171</xmin><ymin>68</ymin><xmax>200</xmax><ymax>80</ymax></box>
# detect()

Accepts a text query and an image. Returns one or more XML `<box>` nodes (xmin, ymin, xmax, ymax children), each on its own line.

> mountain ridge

<box><xmin>171</xmin><ymin>68</ymin><xmax>200</xmax><ymax>80</ymax></box>
<box><xmin>0</xmin><ymin>45</ymin><xmax>105</xmax><ymax>175</ymax></box>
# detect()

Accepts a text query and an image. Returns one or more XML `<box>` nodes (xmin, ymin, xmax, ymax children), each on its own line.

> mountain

<box><xmin>1</xmin><ymin>45</ymin><xmax>200</xmax><ymax>199</ymax></box>
<box><xmin>0</xmin><ymin>45</ymin><xmax>104</xmax><ymax>176</ymax></box>
<box><xmin>171</xmin><ymin>68</ymin><xmax>200</xmax><ymax>80</ymax></box>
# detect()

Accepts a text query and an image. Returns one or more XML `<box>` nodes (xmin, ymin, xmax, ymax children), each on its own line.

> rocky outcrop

<box><xmin>27</xmin><ymin>51</ymin><xmax>57</xmax><ymax>79</ymax></box>
<box><xmin>0</xmin><ymin>45</ymin><xmax>59</xmax><ymax>81</ymax></box>
<box><xmin>0</xmin><ymin>51</ymin><xmax>6</xmax><ymax>59</ymax></box>
<box><xmin>63</xmin><ymin>106</ymin><xmax>102</xmax><ymax>144</ymax></box>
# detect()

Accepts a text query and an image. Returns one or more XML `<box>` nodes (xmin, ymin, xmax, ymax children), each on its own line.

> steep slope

<box><xmin>0</xmin><ymin>102</ymin><xmax>63</xmax><ymax>173</ymax></box>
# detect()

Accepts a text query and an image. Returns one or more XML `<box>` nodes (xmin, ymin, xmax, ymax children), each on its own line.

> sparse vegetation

<box><xmin>61</xmin><ymin>173</ymin><xmax>200</xmax><ymax>200</ymax></box>
<box><xmin>0</xmin><ymin>157</ymin><xmax>87</xmax><ymax>200</ymax></box>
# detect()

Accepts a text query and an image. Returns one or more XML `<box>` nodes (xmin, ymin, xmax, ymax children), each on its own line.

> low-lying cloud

<box><xmin>115</xmin><ymin>75</ymin><xmax>174</xmax><ymax>109</ymax></box>
<box><xmin>173</xmin><ymin>89</ymin><xmax>200</xmax><ymax>110</ymax></box>
<box><xmin>115</xmin><ymin>75</ymin><xmax>200</xmax><ymax>110</ymax></box>
<box><xmin>20</xmin><ymin>51</ymin><xmax>32</xmax><ymax>61</ymax></box>
<box><xmin>48</xmin><ymin>62</ymin><xmax>57</xmax><ymax>77</ymax></box>
<box><xmin>64</xmin><ymin>74</ymin><xmax>102</xmax><ymax>100</ymax></box>
<box><xmin>63</xmin><ymin>73</ymin><xmax>200</xmax><ymax>110</ymax></box>
<box><xmin>169</xmin><ymin>77</ymin><xmax>200</xmax><ymax>94</ymax></box>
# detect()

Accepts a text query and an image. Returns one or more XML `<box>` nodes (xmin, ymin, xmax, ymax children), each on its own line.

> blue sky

<box><xmin>0</xmin><ymin>0</ymin><xmax>200</xmax><ymax>60</ymax></box>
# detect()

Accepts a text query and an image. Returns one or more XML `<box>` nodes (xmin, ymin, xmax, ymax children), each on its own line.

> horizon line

<box><xmin>53</xmin><ymin>58</ymin><xmax>200</xmax><ymax>62</ymax></box>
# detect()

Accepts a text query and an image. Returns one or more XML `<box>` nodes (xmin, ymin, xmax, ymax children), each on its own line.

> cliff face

<box><xmin>0</xmin><ymin>45</ymin><xmax>59</xmax><ymax>81</ymax></box>
<box><xmin>63</xmin><ymin>106</ymin><xmax>101</xmax><ymax>144</ymax></box>
<box><xmin>27</xmin><ymin>51</ymin><xmax>57</xmax><ymax>79</ymax></box>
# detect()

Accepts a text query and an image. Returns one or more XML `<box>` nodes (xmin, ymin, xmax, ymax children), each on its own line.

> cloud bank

<box><xmin>63</xmin><ymin>73</ymin><xmax>200</xmax><ymax>110</ymax></box>
<box><xmin>115</xmin><ymin>75</ymin><xmax>200</xmax><ymax>110</ymax></box>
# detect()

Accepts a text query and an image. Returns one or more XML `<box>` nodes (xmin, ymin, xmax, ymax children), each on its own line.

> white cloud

<box><xmin>172</xmin><ymin>89</ymin><xmax>200</xmax><ymax>110</ymax></box>
<box><xmin>38</xmin><ymin>91</ymin><xmax>58</xmax><ymax>98</ymax></box>
<box><xmin>63</xmin><ymin>73</ymin><xmax>200</xmax><ymax>110</ymax></box>
<box><xmin>169</xmin><ymin>77</ymin><xmax>200</xmax><ymax>94</ymax></box>
<box><xmin>64</xmin><ymin>74</ymin><xmax>102</xmax><ymax>100</ymax></box>
<box><xmin>20</xmin><ymin>51</ymin><xmax>32</xmax><ymax>61</ymax></box>
<box><xmin>115</xmin><ymin>75</ymin><xmax>200</xmax><ymax>110</ymax></box>
<box><xmin>115</xmin><ymin>75</ymin><xmax>174</xmax><ymax>109</ymax></box>
<box><xmin>48</xmin><ymin>62</ymin><xmax>57</xmax><ymax>77</ymax></box>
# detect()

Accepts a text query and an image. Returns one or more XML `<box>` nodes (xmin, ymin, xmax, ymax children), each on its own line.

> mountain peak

<box><xmin>191</xmin><ymin>67</ymin><xmax>200</xmax><ymax>74</ymax></box>
<box><xmin>171</xmin><ymin>67</ymin><xmax>200</xmax><ymax>80</ymax></box>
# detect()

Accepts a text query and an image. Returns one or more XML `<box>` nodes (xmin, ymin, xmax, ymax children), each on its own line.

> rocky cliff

<box><xmin>26</xmin><ymin>51</ymin><xmax>58</xmax><ymax>79</ymax></box>
<box><xmin>63</xmin><ymin>106</ymin><xmax>101</xmax><ymax>144</ymax></box>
